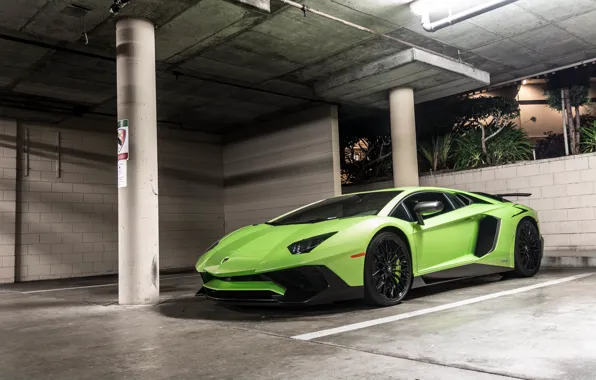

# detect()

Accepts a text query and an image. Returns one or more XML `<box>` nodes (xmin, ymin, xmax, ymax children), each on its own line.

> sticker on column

<box><xmin>118</xmin><ymin>119</ymin><xmax>129</xmax><ymax>161</ymax></box>
<box><xmin>118</xmin><ymin>119</ymin><xmax>129</xmax><ymax>188</ymax></box>
<box><xmin>118</xmin><ymin>160</ymin><xmax>127</xmax><ymax>188</ymax></box>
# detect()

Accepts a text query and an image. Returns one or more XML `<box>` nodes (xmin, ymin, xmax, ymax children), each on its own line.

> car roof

<box><xmin>341</xmin><ymin>186</ymin><xmax>504</xmax><ymax>205</ymax></box>
<box><xmin>343</xmin><ymin>186</ymin><xmax>461</xmax><ymax>195</ymax></box>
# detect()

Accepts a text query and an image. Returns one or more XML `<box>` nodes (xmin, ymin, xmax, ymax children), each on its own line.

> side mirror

<box><xmin>413</xmin><ymin>201</ymin><xmax>444</xmax><ymax>225</ymax></box>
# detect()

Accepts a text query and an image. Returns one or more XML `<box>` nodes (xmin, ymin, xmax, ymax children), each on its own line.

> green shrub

<box><xmin>453</xmin><ymin>122</ymin><xmax>531</xmax><ymax>170</ymax></box>
<box><xmin>453</xmin><ymin>130</ymin><xmax>484</xmax><ymax>170</ymax></box>
<box><xmin>418</xmin><ymin>134</ymin><xmax>454</xmax><ymax>171</ymax></box>
<box><xmin>487</xmin><ymin>122</ymin><xmax>532</xmax><ymax>164</ymax></box>
<box><xmin>581</xmin><ymin>121</ymin><xmax>596</xmax><ymax>154</ymax></box>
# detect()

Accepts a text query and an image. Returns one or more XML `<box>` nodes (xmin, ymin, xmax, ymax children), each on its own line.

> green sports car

<box><xmin>195</xmin><ymin>186</ymin><xmax>543</xmax><ymax>307</ymax></box>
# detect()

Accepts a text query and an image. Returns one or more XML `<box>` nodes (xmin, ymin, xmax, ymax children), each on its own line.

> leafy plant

<box><xmin>453</xmin><ymin>122</ymin><xmax>531</xmax><ymax>170</ymax></box>
<box><xmin>453</xmin><ymin>130</ymin><xmax>484</xmax><ymax>170</ymax></box>
<box><xmin>545</xmin><ymin>85</ymin><xmax>590</xmax><ymax>155</ymax></box>
<box><xmin>418</xmin><ymin>134</ymin><xmax>454</xmax><ymax>172</ymax></box>
<box><xmin>545</xmin><ymin>85</ymin><xmax>590</xmax><ymax>111</ymax></box>
<box><xmin>535</xmin><ymin>131</ymin><xmax>566</xmax><ymax>159</ymax></box>
<box><xmin>581</xmin><ymin>121</ymin><xmax>596</xmax><ymax>154</ymax></box>
<box><xmin>581</xmin><ymin>114</ymin><xmax>596</xmax><ymax>129</ymax></box>
<box><xmin>341</xmin><ymin>135</ymin><xmax>393</xmax><ymax>185</ymax></box>
<box><xmin>487</xmin><ymin>122</ymin><xmax>532</xmax><ymax>164</ymax></box>
<box><xmin>447</xmin><ymin>96</ymin><xmax>523</xmax><ymax>163</ymax></box>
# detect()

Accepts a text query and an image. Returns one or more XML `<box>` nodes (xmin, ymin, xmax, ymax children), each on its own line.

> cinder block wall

<box><xmin>0</xmin><ymin>119</ymin><xmax>17</xmax><ymax>283</ymax></box>
<box><xmin>222</xmin><ymin>105</ymin><xmax>342</xmax><ymax>233</ymax></box>
<box><xmin>421</xmin><ymin>154</ymin><xmax>596</xmax><ymax>251</ymax></box>
<box><xmin>158</xmin><ymin>129</ymin><xmax>225</xmax><ymax>269</ymax></box>
<box><xmin>0</xmin><ymin>117</ymin><xmax>224</xmax><ymax>283</ymax></box>
<box><xmin>17</xmin><ymin>122</ymin><xmax>117</xmax><ymax>281</ymax></box>
<box><xmin>344</xmin><ymin>153</ymin><xmax>596</xmax><ymax>252</ymax></box>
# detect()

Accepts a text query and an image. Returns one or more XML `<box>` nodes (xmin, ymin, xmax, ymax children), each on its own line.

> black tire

<box><xmin>504</xmin><ymin>219</ymin><xmax>542</xmax><ymax>278</ymax></box>
<box><xmin>364</xmin><ymin>231</ymin><xmax>413</xmax><ymax>307</ymax></box>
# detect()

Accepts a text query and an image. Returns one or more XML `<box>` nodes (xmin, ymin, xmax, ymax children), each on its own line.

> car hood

<box><xmin>196</xmin><ymin>217</ymin><xmax>372</xmax><ymax>276</ymax></box>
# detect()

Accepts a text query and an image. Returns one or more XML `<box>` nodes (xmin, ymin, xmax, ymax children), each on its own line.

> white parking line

<box><xmin>292</xmin><ymin>272</ymin><xmax>594</xmax><ymax>341</ymax></box>
<box><xmin>20</xmin><ymin>274</ymin><xmax>198</xmax><ymax>294</ymax></box>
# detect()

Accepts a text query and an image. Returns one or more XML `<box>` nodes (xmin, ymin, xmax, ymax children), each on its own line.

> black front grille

<box><xmin>202</xmin><ymin>288</ymin><xmax>277</xmax><ymax>302</ymax></box>
<box><xmin>264</xmin><ymin>267</ymin><xmax>327</xmax><ymax>293</ymax></box>
<box><xmin>215</xmin><ymin>274</ymin><xmax>268</xmax><ymax>282</ymax></box>
<box><xmin>262</xmin><ymin>267</ymin><xmax>329</xmax><ymax>302</ymax></box>
<box><xmin>198</xmin><ymin>266</ymin><xmax>357</xmax><ymax>305</ymax></box>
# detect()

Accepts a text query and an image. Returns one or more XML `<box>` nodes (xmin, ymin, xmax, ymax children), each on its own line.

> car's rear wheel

<box><xmin>504</xmin><ymin>219</ymin><xmax>542</xmax><ymax>278</ymax></box>
<box><xmin>364</xmin><ymin>231</ymin><xmax>412</xmax><ymax>307</ymax></box>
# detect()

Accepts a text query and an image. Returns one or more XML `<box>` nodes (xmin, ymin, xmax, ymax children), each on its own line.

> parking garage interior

<box><xmin>1</xmin><ymin>0</ymin><xmax>596</xmax><ymax>379</ymax></box>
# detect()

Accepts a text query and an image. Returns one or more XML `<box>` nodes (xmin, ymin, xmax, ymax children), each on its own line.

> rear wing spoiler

<box><xmin>472</xmin><ymin>192</ymin><xmax>532</xmax><ymax>203</ymax></box>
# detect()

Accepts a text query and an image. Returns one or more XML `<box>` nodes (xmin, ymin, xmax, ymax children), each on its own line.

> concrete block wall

<box><xmin>344</xmin><ymin>153</ymin><xmax>596</xmax><ymax>252</ymax></box>
<box><xmin>158</xmin><ymin>129</ymin><xmax>224</xmax><ymax>269</ymax></box>
<box><xmin>223</xmin><ymin>105</ymin><xmax>342</xmax><ymax>233</ymax></box>
<box><xmin>16</xmin><ymin>122</ymin><xmax>118</xmax><ymax>281</ymax></box>
<box><xmin>0</xmin><ymin>119</ymin><xmax>17</xmax><ymax>283</ymax></box>
<box><xmin>0</xmin><ymin>117</ymin><xmax>224</xmax><ymax>282</ymax></box>
<box><xmin>420</xmin><ymin>153</ymin><xmax>596</xmax><ymax>251</ymax></box>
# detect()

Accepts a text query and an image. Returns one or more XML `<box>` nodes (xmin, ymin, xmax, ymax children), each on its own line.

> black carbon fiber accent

<box><xmin>202</xmin><ymin>288</ymin><xmax>277</xmax><ymax>302</ymax></box>
<box><xmin>474</xmin><ymin>216</ymin><xmax>501</xmax><ymax>257</ymax></box>
<box><xmin>197</xmin><ymin>266</ymin><xmax>362</xmax><ymax>305</ymax></box>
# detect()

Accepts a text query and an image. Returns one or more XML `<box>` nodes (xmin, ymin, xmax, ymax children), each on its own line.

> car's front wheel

<box><xmin>363</xmin><ymin>231</ymin><xmax>413</xmax><ymax>307</ymax></box>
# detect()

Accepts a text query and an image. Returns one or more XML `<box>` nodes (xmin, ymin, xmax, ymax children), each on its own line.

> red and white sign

<box><xmin>117</xmin><ymin>119</ymin><xmax>129</xmax><ymax>161</ymax></box>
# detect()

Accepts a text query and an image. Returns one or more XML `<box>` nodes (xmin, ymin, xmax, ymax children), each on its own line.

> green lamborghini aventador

<box><xmin>195</xmin><ymin>186</ymin><xmax>543</xmax><ymax>306</ymax></box>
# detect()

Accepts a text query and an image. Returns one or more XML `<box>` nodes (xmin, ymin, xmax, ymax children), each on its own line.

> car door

<box><xmin>393</xmin><ymin>191</ymin><xmax>480</xmax><ymax>274</ymax></box>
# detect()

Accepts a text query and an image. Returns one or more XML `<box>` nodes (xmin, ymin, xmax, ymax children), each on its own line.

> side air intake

<box><xmin>474</xmin><ymin>216</ymin><xmax>501</xmax><ymax>257</ymax></box>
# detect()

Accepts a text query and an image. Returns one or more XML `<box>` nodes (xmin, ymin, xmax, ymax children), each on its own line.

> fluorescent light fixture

<box><xmin>410</xmin><ymin>0</ymin><xmax>455</xmax><ymax>15</ymax></box>
<box><xmin>410</xmin><ymin>0</ymin><xmax>484</xmax><ymax>16</ymax></box>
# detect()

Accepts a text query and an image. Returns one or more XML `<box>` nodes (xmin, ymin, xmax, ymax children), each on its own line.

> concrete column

<box><xmin>389</xmin><ymin>87</ymin><xmax>419</xmax><ymax>187</ymax></box>
<box><xmin>329</xmin><ymin>105</ymin><xmax>343</xmax><ymax>196</ymax></box>
<box><xmin>116</xmin><ymin>18</ymin><xmax>160</xmax><ymax>305</ymax></box>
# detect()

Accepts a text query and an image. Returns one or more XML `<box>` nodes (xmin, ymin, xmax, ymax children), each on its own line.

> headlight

<box><xmin>287</xmin><ymin>232</ymin><xmax>337</xmax><ymax>255</ymax></box>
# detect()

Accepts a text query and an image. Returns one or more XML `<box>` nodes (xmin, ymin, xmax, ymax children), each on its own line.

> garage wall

<box><xmin>344</xmin><ymin>153</ymin><xmax>596</xmax><ymax>252</ymax></box>
<box><xmin>0</xmin><ymin>117</ymin><xmax>223</xmax><ymax>282</ymax></box>
<box><xmin>0</xmin><ymin>119</ymin><xmax>17</xmax><ymax>283</ymax></box>
<box><xmin>16</xmin><ymin>122</ymin><xmax>117</xmax><ymax>282</ymax></box>
<box><xmin>421</xmin><ymin>154</ymin><xmax>596</xmax><ymax>251</ymax></box>
<box><xmin>158</xmin><ymin>129</ymin><xmax>225</xmax><ymax>269</ymax></box>
<box><xmin>223</xmin><ymin>105</ymin><xmax>342</xmax><ymax>233</ymax></box>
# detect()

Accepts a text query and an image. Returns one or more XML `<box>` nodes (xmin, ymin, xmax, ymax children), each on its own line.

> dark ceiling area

<box><xmin>1</xmin><ymin>0</ymin><xmax>596</xmax><ymax>134</ymax></box>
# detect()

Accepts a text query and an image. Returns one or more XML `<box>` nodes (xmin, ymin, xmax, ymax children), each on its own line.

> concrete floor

<box><xmin>1</xmin><ymin>269</ymin><xmax>596</xmax><ymax>380</ymax></box>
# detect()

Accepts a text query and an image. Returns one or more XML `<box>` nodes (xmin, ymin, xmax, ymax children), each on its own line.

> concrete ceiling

<box><xmin>1</xmin><ymin>0</ymin><xmax>596</xmax><ymax>133</ymax></box>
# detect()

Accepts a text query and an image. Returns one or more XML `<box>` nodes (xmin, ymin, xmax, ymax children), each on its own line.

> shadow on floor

<box><xmin>157</xmin><ymin>296</ymin><xmax>375</xmax><ymax>322</ymax></box>
<box><xmin>156</xmin><ymin>275</ymin><xmax>507</xmax><ymax>322</ymax></box>
<box><xmin>405</xmin><ymin>274</ymin><xmax>505</xmax><ymax>300</ymax></box>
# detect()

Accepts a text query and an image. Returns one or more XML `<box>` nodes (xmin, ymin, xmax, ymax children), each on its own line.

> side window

<box><xmin>401</xmin><ymin>192</ymin><xmax>455</xmax><ymax>219</ymax></box>
<box><xmin>455</xmin><ymin>193</ymin><xmax>490</xmax><ymax>205</ymax></box>
<box><xmin>446</xmin><ymin>192</ymin><xmax>466</xmax><ymax>209</ymax></box>
<box><xmin>455</xmin><ymin>193</ymin><xmax>473</xmax><ymax>205</ymax></box>
<box><xmin>390</xmin><ymin>203</ymin><xmax>413</xmax><ymax>222</ymax></box>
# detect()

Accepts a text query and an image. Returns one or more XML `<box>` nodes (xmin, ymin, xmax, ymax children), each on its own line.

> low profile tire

<box><xmin>364</xmin><ymin>231</ymin><xmax>413</xmax><ymax>307</ymax></box>
<box><xmin>504</xmin><ymin>219</ymin><xmax>542</xmax><ymax>278</ymax></box>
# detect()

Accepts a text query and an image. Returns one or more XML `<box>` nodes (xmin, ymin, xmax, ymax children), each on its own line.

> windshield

<box><xmin>268</xmin><ymin>191</ymin><xmax>402</xmax><ymax>226</ymax></box>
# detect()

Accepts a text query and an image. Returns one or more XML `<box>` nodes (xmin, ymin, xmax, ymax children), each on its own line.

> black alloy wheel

<box><xmin>504</xmin><ymin>219</ymin><xmax>542</xmax><ymax>278</ymax></box>
<box><xmin>364</xmin><ymin>232</ymin><xmax>412</xmax><ymax>306</ymax></box>
<box><xmin>518</xmin><ymin>221</ymin><xmax>541</xmax><ymax>272</ymax></box>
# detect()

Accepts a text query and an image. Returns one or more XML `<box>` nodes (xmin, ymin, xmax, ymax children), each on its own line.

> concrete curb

<box><xmin>542</xmin><ymin>251</ymin><xmax>596</xmax><ymax>268</ymax></box>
